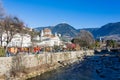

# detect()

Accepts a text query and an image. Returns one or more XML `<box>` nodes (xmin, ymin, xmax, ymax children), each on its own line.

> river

<box><xmin>27</xmin><ymin>55</ymin><xmax>102</xmax><ymax>80</ymax></box>
<box><xmin>27</xmin><ymin>52</ymin><xmax>120</xmax><ymax>80</ymax></box>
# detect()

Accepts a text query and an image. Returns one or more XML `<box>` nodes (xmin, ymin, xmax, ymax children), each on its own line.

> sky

<box><xmin>1</xmin><ymin>0</ymin><xmax>120</xmax><ymax>29</ymax></box>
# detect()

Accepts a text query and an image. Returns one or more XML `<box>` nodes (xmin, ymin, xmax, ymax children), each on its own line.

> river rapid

<box><xmin>28</xmin><ymin>52</ymin><xmax>120</xmax><ymax>80</ymax></box>
<box><xmin>27</xmin><ymin>55</ymin><xmax>101</xmax><ymax>80</ymax></box>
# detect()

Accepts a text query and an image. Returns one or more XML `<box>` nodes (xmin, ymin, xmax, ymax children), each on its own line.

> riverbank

<box><xmin>27</xmin><ymin>51</ymin><xmax>120</xmax><ymax>80</ymax></box>
<box><xmin>27</xmin><ymin>55</ymin><xmax>99</xmax><ymax>80</ymax></box>
<box><xmin>0</xmin><ymin>63</ymin><xmax>59</xmax><ymax>80</ymax></box>
<box><xmin>0</xmin><ymin>50</ymin><xmax>94</xmax><ymax>80</ymax></box>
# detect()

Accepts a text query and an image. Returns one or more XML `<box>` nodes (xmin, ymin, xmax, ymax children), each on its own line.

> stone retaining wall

<box><xmin>0</xmin><ymin>50</ymin><xmax>94</xmax><ymax>77</ymax></box>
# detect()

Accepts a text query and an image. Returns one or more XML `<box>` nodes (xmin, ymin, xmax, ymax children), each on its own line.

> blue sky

<box><xmin>2</xmin><ymin>0</ymin><xmax>120</xmax><ymax>29</ymax></box>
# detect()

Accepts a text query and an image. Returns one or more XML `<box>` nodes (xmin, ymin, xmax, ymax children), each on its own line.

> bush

<box><xmin>0</xmin><ymin>47</ymin><xmax>5</xmax><ymax>57</ymax></box>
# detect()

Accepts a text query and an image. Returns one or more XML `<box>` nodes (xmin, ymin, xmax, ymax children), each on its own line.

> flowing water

<box><xmin>27</xmin><ymin>51</ymin><xmax>120</xmax><ymax>80</ymax></box>
<box><xmin>27</xmin><ymin>56</ymin><xmax>102</xmax><ymax>80</ymax></box>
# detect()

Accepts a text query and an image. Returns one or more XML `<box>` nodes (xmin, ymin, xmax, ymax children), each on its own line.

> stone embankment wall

<box><xmin>0</xmin><ymin>50</ymin><xmax>94</xmax><ymax>79</ymax></box>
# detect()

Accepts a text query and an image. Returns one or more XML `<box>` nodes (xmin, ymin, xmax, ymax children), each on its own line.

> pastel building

<box><xmin>35</xmin><ymin>28</ymin><xmax>62</xmax><ymax>47</ymax></box>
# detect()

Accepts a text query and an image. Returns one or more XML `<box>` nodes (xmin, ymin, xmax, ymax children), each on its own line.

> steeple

<box><xmin>55</xmin><ymin>32</ymin><xmax>57</xmax><ymax>37</ymax></box>
<box><xmin>40</xmin><ymin>30</ymin><xmax>44</xmax><ymax>37</ymax></box>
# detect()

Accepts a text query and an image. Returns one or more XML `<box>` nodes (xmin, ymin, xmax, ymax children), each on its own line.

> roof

<box><xmin>43</xmin><ymin>28</ymin><xmax>51</xmax><ymax>32</ymax></box>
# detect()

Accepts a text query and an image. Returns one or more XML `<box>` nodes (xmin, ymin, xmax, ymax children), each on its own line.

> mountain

<box><xmin>35</xmin><ymin>23</ymin><xmax>79</xmax><ymax>37</ymax></box>
<box><xmin>34</xmin><ymin>22</ymin><xmax>120</xmax><ymax>38</ymax></box>
<box><xmin>78</xmin><ymin>22</ymin><xmax>120</xmax><ymax>38</ymax></box>
<box><xmin>52</xmin><ymin>23</ymin><xmax>78</xmax><ymax>37</ymax></box>
<box><xmin>77</xmin><ymin>28</ymin><xmax>99</xmax><ymax>36</ymax></box>
<box><xmin>34</xmin><ymin>26</ymin><xmax>54</xmax><ymax>31</ymax></box>
<box><xmin>94</xmin><ymin>22</ymin><xmax>120</xmax><ymax>37</ymax></box>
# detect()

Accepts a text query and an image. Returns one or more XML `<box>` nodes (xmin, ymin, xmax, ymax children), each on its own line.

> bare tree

<box><xmin>79</xmin><ymin>30</ymin><xmax>94</xmax><ymax>45</ymax></box>
<box><xmin>13</xmin><ymin>16</ymin><xmax>24</xmax><ymax>30</ymax></box>
<box><xmin>0</xmin><ymin>16</ymin><xmax>25</xmax><ymax>54</ymax></box>
<box><xmin>73</xmin><ymin>30</ymin><xmax>95</xmax><ymax>48</ymax></box>
<box><xmin>0</xmin><ymin>1</ymin><xmax>5</xmax><ymax>47</ymax></box>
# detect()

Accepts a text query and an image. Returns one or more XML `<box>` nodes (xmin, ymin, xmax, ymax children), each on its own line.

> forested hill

<box><xmin>93</xmin><ymin>22</ymin><xmax>120</xmax><ymax>37</ymax></box>
<box><xmin>35</xmin><ymin>22</ymin><xmax>120</xmax><ymax>38</ymax></box>
<box><xmin>35</xmin><ymin>23</ymin><xmax>79</xmax><ymax>37</ymax></box>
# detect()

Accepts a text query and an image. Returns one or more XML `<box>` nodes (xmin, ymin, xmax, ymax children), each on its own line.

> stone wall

<box><xmin>0</xmin><ymin>50</ymin><xmax>94</xmax><ymax>76</ymax></box>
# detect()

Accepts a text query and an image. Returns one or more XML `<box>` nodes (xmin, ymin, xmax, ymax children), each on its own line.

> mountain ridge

<box><xmin>35</xmin><ymin>22</ymin><xmax>120</xmax><ymax>38</ymax></box>
<box><xmin>35</xmin><ymin>23</ymin><xmax>79</xmax><ymax>37</ymax></box>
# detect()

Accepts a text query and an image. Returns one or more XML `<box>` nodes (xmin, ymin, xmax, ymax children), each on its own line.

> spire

<box><xmin>55</xmin><ymin>32</ymin><xmax>57</xmax><ymax>37</ymax></box>
<box><xmin>41</xmin><ymin>30</ymin><xmax>44</xmax><ymax>37</ymax></box>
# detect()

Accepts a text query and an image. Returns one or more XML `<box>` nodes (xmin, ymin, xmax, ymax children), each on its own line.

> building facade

<box><xmin>35</xmin><ymin>28</ymin><xmax>62</xmax><ymax>47</ymax></box>
<box><xmin>7</xmin><ymin>33</ymin><xmax>32</xmax><ymax>47</ymax></box>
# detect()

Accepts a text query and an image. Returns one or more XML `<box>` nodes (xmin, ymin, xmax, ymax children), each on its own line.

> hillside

<box><xmin>35</xmin><ymin>26</ymin><xmax>54</xmax><ymax>31</ymax></box>
<box><xmin>94</xmin><ymin>22</ymin><xmax>120</xmax><ymax>37</ymax></box>
<box><xmin>35</xmin><ymin>23</ymin><xmax>78</xmax><ymax>37</ymax></box>
<box><xmin>35</xmin><ymin>22</ymin><xmax>120</xmax><ymax>38</ymax></box>
<box><xmin>78</xmin><ymin>22</ymin><xmax>120</xmax><ymax>38</ymax></box>
<box><xmin>52</xmin><ymin>23</ymin><xmax>78</xmax><ymax>37</ymax></box>
<box><xmin>77</xmin><ymin>28</ymin><xmax>99</xmax><ymax>36</ymax></box>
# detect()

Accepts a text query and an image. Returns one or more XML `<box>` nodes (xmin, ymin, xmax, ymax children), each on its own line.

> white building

<box><xmin>33</xmin><ymin>35</ymin><xmax>40</xmax><ymax>41</ymax></box>
<box><xmin>0</xmin><ymin>31</ymin><xmax>10</xmax><ymax>47</ymax></box>
<box><xmin>35</xmin><ymin>28</ymin><xmax>62</xmax><ymax>47</ymax></box>
<box><xmin>7</xmin><ymin>33</ymin><xmax>32</xmax><ymax>47</ymax></box>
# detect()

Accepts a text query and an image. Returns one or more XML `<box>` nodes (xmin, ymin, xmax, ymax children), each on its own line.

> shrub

<box><xmin>0</xmin><ymin>47</ymin><xmax>5</xmax><ymax>57</ymax></box>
